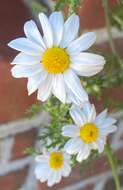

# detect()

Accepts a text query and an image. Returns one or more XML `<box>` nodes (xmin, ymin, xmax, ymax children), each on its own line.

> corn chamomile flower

<box><xmin>34</xmin><ymin>149</ymin><xmax>71</xmax><ymax>187</ymax></box>
<box><xmin>8</xmin><ymin>12</ymin><xmax>105</xmax><ymax>105</ymax></box>
<box><xmin>62</xmin><ymin>102</ymin><xmax>117</xmax><ymax>162</ymax></box>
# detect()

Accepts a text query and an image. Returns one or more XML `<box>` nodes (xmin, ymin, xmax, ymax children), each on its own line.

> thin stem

<box><xmin>103</xmin><ymin>0</ymin><xmax>117</xmax><ymax>56</ymax></box>
<box><xmin>118</xmin><ymin>0</ymin><xmax>123</xmax><ymax>5</ymax></box>
<box><xmin>103</xmin><ymin>0</ymin><xmax>123</xmax><ymax>67</ymax></box>
<box><xmin>105</xmin><ymin>144</ymin><xmax>121</xmax><ymax>190</ymax></box>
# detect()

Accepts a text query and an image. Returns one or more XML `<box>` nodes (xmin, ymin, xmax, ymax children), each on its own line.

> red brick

<box><xmin>0</xmin><ymin>0</ymin><xmax>31</xmax><ymax>59</ymax></box>
<box><xmin>91</xmin><ymin>84</ymin><xmax>123</xmax><ymax>113</ymax></box>
<box><xmin>79</xmin><ymin>0</ymin><xmax>117</xmax><ymax>30</ymax></box>
<box><xmin>38</xmin><ymin>182</ymin><xmax>94</xmax><ymax>190</ymax></box>
<box><xmin>0</xmin><ymin>166</ymin><xmax>29</xmax><ymax>190</ymax></box>
<box><xmin>120</xmin><ymin>135</ymin><xmax>123</xmax><ymax>140</ymax></box>
<box><xmin>0</xmin><ymin>60</ymin><xmax>37</xmax><ymax>123</ymax></box>
<box><xmin>116</xmin><ymin>148</ymin><xmax>123</xmax><ymax>160</ymax></box>
<box><xmin>81</xmin><ymin>184</ymin><xmax>94</xmax><ymax>190</ymax></box>
<box><xmin>11</xmin><ymin>129</ymin><xmax>37</xmax><ymax>160</ymax></box>
<box><xmin>0</xmin><ymin>0</ymin><xmax>37</xmax><ymax>123</ymax></box>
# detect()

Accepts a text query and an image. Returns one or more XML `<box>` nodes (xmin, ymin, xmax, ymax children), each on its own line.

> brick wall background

<box><xmin>0</xmin><ymin>0</ymin><xmax>123</xmax><ymax>190</ymax></box>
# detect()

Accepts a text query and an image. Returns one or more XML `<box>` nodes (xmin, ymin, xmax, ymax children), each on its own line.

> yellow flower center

<box><xmin>42</xmin><ymin>47</ymin><xmax>70</xmax><ymax>74</ymax></box>
<box><xmin>80</xmin><ymin>123</ymin><xmax>99</xmax><ymax>143</ymax></box>
<box><xmin>49</xmin><ymin>152</ymin><xmax>64</xmax><ymax>170</ymax></box>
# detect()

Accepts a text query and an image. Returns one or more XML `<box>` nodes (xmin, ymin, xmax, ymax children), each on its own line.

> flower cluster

<box><xmin>8</xmin><ymin>12</ymin><xmax>117</xmax><ymax>187</ymax></box>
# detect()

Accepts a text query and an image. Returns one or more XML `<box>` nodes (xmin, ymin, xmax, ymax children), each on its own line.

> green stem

<box><xmin>103</xmin><ymin>0</ymin><xmax>117</xmax><ymax>56</ymax></box>
<box><xmin>103</xmin><ymin>0</ymin><xmax>123</xmax><ymax>67</ymax></box>
<box><xmin>105</xmin><ymin>144</ymin><xmax>121</xmax><ymax>190</ymax></box>
<box><xmin>118</xmin><ymin>0</ymin><xmax>123</xmax><ymax>5</ymax></box>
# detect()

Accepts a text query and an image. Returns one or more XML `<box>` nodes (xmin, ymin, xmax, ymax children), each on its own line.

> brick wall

<box><xmin>0</xmin><ymin>0</ymin><xmax>123</xmax><ymax>190</ymax></box>
<box><xmin>0</xmin><ymin>0</ymin><xmax>38</xmax><ymax>189</ymax></box>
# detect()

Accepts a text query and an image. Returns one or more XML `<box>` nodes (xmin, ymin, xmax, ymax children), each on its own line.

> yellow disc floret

<box><xmin>42</xmin><ymin>47</ymin><xmax>70</xmax><ymax>74</ymax></box>
<box><xmin>80</xmin><ymin>123</ymin><xmax>99</xmax><ymax>143</ymax></box>
<box><xmin>49</xmin><ymin>152</ymin><xmax>64</xmax><ymax>170</ymax></box>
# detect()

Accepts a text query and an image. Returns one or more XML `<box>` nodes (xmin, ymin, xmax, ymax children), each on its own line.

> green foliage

<box><xmin>29</xmin><ymin>1</ymin><xmax>47</xmax><ymax>14</ymax></box>
<box><xmin>54</xmin><ymin>0</ymin><xmax>66</xmax><ymax>11</ymax></box>
<box><xmin>54</xmin><ymin>0</ymin><xmax>81</xmax><ymax>13</ymax></box>
<box><xmin>38</xmin><ymin>97</ymin><xmax>72</xmax><ymax>150</ymax></box>
<box><xmin>26</xmin><ymin>103</ymin><xmax>41</xmax><ymax>117</ymax></box>
<box><xmin>26</xmin><ymin>97</ymin><xmax>72</xmax><ymax>157</ymax></box>
<box><xmin>110</xmin><ymin>4</ymin><xmax>123</xmax><ymax>30</ymax></box>
<box><xmin>104</xmin><ymin>98</ymin><xmax>123</xmax><ymax>111</ymax></box>
<box><xmin>24</xmin><ymin>147</ymin><xmax>40</xmax><ymax>155</ymax></box>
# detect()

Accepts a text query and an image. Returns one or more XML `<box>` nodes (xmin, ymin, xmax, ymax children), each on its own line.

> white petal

<box><xmin>39</xmin><ymin>13</ymin><xmax>53</xmax><ymax>48</ymax></box>
<box><xmin>8</xmin><ymin>38</ymin><xmax>44</xmax><ymax>55</ymax></box>
<box><xmin>76</xmin><ymin>145</ymin><xmax>90</xmax><ymax>162</ymax></box>
<box><xmin>47</xmin><ymin>171</ymin><xmax>58</xmax><ymax>187</ymax></box>
<box><xmin>11</xmin><ymin>52</ymin><xmax>41</xmax><ymax>65</ymax></box>
<box><xmin>27</xmin><ymin>70</ymin><xmax>48</xmax><ymax>95</ymax></box>
<box><xmin>52</xmin><ymin>74</ymin><xmax>66</xmax><ymax>103</ymax></box>
<box><xmin>67</xmin><ymin>32</ymin><xmax>96</xmax><ymax>55</ymax></box>
<box><xmin>60</xmin><ymin>14</ymin><xmax>79</xmax><ymax>48</ymax></box>
<box><xmin>49</xmin><ymin>12</ymin><xmax>64</xmax><ymax>46</ymax></box>
<box><xmin>24</xmin><ymin>20</ymin><xmax>46</xmax><ymax>49</ymax></box>
<box><xmin>63</xmin><ymin>152</ymin><xmax>70</xmax><ymax>162</ymax></box>
<box><xmin>11</xmin><ymin>64</ymin><xmax>42</xmax><ymax>78</ymax></box>
<box><xmin>54</xmin><ymin>171</ymin><xmax>62</xmax><ymax>184</ymax></box>
<box><xmin>63</xmin><ymin>69</ymin><xmax>88</xmax><ymax>104</ymax></box>
<box><xmin>62</xmin><ymin>125</ymin><xmax>79</xmax><ymax>137</ymax></box>
<box><xmin>100</xmin><ymin>125</ymin><xmax>117</xmax><ymax>135</ymax></box>
<box><xmin>70</xmin><ymin>105</ymin><xmax>87</xmax><ymax>126</ymax></box>
<box><xmin>99</xmin><ymin>117</ymin><xmax>117</xmax><ymax>129</ymax></box>
<box><xmin>62</xmin><ymin>163</ymin><xmax>71</xmax><ymax>177</ymax></box>
<box><xmin>91</xmin><ymin>142</ymin><xmax>98</xmax><ymax>150</ymax></box>
<box><xmin>66</xmin><ymin>87</ymin><xmax>86</xmax><ymax>106</ymax></box>
<box><xmin>71</xmin><ymin>53</ymin><xmax>105</xmax><ymax>76</ymax></box>
<box><xmin>35</xmin><ymin>163</ymin><xmax>49</xmax><ymax>182</ymax></box>
<box><xmin>55</xmin><ymin>171</ymin><xmax>62</xmax><ymax>183</ymax></box>
<box><xmin>82</xmin><ymin>102</ymin><xmax>96</xmax><ymax>122</ymax></box>
<box><xmin>95</xmin><ymin>109</ymin><xmax>108</xmax><ymax>126</ymax></box>
<box><xmin>37</xmin><ymin>74</ymin><xmax>53</xmax><ymax>101</ymax></box>
<box><xmin>64</xmin><ymin>138</ymin><xmax>83</xmax><ymax>154</ymax></box>
<box><xmin>35</xmin><ymin>155</ymin><xmax>48</xmax><ymax>163</ymax></box>
<box><xmin>96</xmin><ymin>138</ymin><xmax>106</xmax><ymax>153</ymax></box>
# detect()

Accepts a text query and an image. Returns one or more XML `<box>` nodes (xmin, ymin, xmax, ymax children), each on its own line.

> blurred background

<box><xmin>0</xmin><ymin>0</ymin><xmax>123</xmax><ymax>190</ymax></box>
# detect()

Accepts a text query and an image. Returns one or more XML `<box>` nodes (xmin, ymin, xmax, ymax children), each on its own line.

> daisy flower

<box><xmin>8</xmin><ymin>12</ymin><xmax>105</xmax><ymax>105</ymax></box>
<box><xmin>34</xmin><ymin>149</ymin><xmax>71</xmax><ymax>186</ymax></box>
<box><xmin>62</xmin><ymin>102</ymin><xmax>117</xmax><ymax>162</ymax></box>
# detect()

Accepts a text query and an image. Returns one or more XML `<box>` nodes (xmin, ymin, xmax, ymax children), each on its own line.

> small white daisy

<box><xmin>34</xmin><ymin>149</ymin><xmax>71</xmax><ymax>186</ymax></box>
<box><xmin>8</xmin><ymin>12</ymin><xmax>105</xmax><ymax>105</ymax></box>
<box><xmin>62</xmin><ymin>102</ymin><xmax>117</xmax><ymax>162</ymax></box>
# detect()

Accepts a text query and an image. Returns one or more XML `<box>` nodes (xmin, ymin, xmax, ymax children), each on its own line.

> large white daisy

<box><xmin>62</xmin><ymin>102</ymin><xmax>117</xmax><ymax>162</ymax></box>
<box><xmin>34</xmin><ymin>149</ymin><xmax>71</xmax><ymax>186</ymax></box>
<box><xmin>8</xmin><ymin>12</ymin><xmax>105</xmax><ymax>105</ymax></box>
